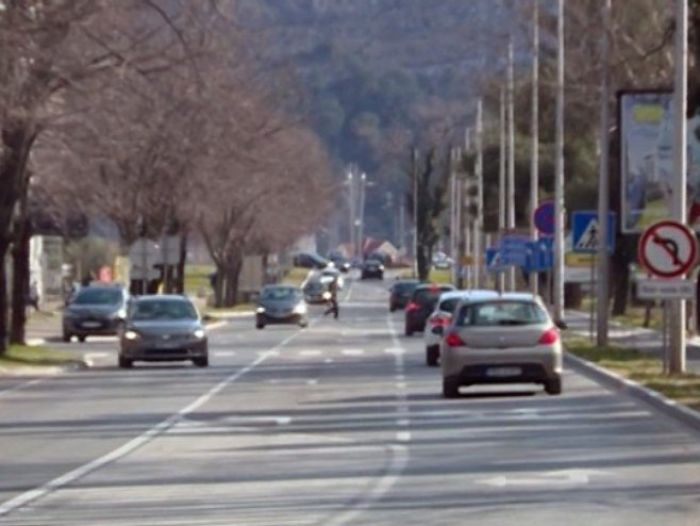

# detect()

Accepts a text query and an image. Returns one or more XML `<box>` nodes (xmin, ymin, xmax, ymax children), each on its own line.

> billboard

<box><xmin>620</xmin><ymin>91</ymin><xmax>700</xmax><ymax>232</ymax></box>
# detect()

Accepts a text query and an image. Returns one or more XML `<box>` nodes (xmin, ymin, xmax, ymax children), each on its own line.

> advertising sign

<box><xmin>620</xmin><ymin>91</ymin><xmax>700</xmax><ymax>232</ymax></box>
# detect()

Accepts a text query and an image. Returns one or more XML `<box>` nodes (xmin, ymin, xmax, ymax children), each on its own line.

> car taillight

<box><xmin>538</xmin><ymin>327</ymin><xmax>559</xmax><ymax>345</ymax></box>
<box><xmin>406</xmin><ymin>301</ymin><xmax>419</xmax><ymax>312</ymax></box>
<box><xmin>445</xmin><ymin>331</ymin><xmax>465</xmax><ymax>347</ymax></box>
<box><xmin>430</xmin><ymin>315</ymin><xmax>451</xmax><ymax>327</ymax></box>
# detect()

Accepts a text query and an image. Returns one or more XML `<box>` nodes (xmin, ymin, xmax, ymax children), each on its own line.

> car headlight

<box><xmin>293</xmin><ymin>303</ymin><xmax>307</xmax><ymax>315</ymax></box>
<box><xmin>113</xmin><ymin>308</ymin><xmax>127</xmax><ymax>319</ymax></box>
<box><xmin>322</xmin><ymin>291</ymin><xmax>331</xmax><ymax>300</ymax></box>
<box><xmin>124</xmin><ymin>330</ymin><xmax>139</xmax><ymax>340</ymax></box>
<box><xmin>193</xmin><ymin>328</ymin><xmax>205</xmax><ymax>339</ymax></box>
<box><xmin>379</xmin><ymin>265</ymin><xmax>385</xmax><ymax>270</ymax></box>
<box><xmin>256</xmin><ymin>306</ymin><xmax>266</xmax><ymax>314</ymax></box>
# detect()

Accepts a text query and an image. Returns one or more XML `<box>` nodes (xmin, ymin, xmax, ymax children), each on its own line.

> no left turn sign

<box><xmin>638</xmin><ymin>220</ymin><xmax>698</xmax><ymax>278</ymax></box>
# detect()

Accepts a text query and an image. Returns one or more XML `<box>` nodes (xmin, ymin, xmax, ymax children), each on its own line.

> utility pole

<box><xmin>670</xmin><ymin>0</ymin><xmax>688</xmax><ymax>373</ymax></box>
<box><xmin>596</xmin><ymin>0</ymin><xmax>611</xmax><ymax>347</ymax></box>
<box><xmin>412</xmin><ymin>148</ymin><xmax>419</xmax><ymax>279</ymax></box>
<box><xmin>507</xmin><ymin>38</ymin><xmax>516</xmax><ymax>291</ymax></box>
<box><xmin>553</xmin><ymin>0</ymin><xmax>566</xmax><ymax>323</ymax></box>
<box><xmin>347</xmin><ymin>168</ymin><xmax>356</xmax><ymax>259</ymax></box>
<box><xmin>530</xmin><ymin>0</ymin><xmax>540</xmax><ymax>296</ymax></box>
<box><xmin>450</xmin><ymin>148</ymin><xmax>459</xmax><ymax>286</ymax></box>
<box><xmin>358</xmin><ymin>172</ymin><xmax>367</xmax><ymax>259</ymax></box>
<box><xmin>498</xmin><ymin>88</ymin><xmax>507</xmax><ymax>293</ymax></box>
<box><xmin>474</xmin><ymin>99</ymin><xmax>484</xmax><ymax>288</ymax></box>
<box><xmin>464</xmin><ymin>131</ymin><xmax>472</xmax><ymax>289</ymax></box>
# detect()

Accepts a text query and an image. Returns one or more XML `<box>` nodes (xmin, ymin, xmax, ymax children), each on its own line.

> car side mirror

<box><xmin>432</xmin><ymin>326</ymin><xmax>444</xmax><ymax>336</ymax></box>
<box><xmin>555</xmin><ymin>320</ymin><xmax>568</xmax><ymax>330</ymax></box>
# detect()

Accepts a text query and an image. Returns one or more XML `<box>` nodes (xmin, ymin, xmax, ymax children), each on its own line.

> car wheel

<box><xmin>426</xmin><ymin>345</ymin><xmax>439</xmax><ymax>366</ymax></box>
<box><xmin>256</xmin><ymin>323</ymin><xmax>265</xmax><ymax>330</ymax></box>
<box><xmin>193</xmin><ymin>356</ymin><xmax>209</xmax><ymax>367</ymax></box>
<box><xmin>544</xmin><ymin>377</ymin><xmax>562</xmax><ymax>395</ymax></box>
<box><xmin>118</xmin><ymin>355</ymin><xmax>133</xmax><ymax>368</ymax></box>
<box><xmin>62</xmin><ymin>332</ymin><xmax>72</xmax><ymax>343</ymax></box>
<box><xmin>442</xmin><ymin>376</ymin><xmax>460</xmax><ymax>398</ymax></box>
<box><xmin>77</xmin><ymin>335</ymin><xmax>86</xmax><ymax>343</ymax></box>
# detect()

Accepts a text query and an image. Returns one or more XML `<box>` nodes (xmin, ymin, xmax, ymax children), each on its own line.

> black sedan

<box><xmin>404</xmin><ymin>283</ymin><xmax>455</xmax><ymax>336</ymax></box>
<box><xmin>389</xmin><ymin>279</ymin><xmax>420</xmax><ymax>312</ymax></box>
<box><xmin>119</xmin><ymin>295</ymin><xmax>208</xmax><ymax>368</ymax></box>
<box><xmin>62</xmin><ymin>284</ymin><xmax>129</xmax><ymax>342</ymax></box>
<box><xmin>361</xmin><ymin>259</ymin><xmax>384</xmax><ymax>280</ymax></box>
<box><xmin>256</xmin><ymin>285</ymin><xmax>309</xmax><ymax>329</ymax></box>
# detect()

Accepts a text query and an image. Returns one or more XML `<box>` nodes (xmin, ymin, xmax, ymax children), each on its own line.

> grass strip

<box><xmin>565</xmin><ymin>336</ymin><xmax>700</xmax><ymax>411</ymax></box>
<box><xmin>0</xmin><ymin>345</ymin><xmax>83</xmax><ymax>369</ymax></box>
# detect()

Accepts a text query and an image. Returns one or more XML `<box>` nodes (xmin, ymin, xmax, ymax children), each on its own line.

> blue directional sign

<box><xmin>572</xmin><ymin>211</ymin><xmax>616</xmax><ymax>254</ymax></box>
<box><xmin>485</xmin><ymin>247</ymin><xmax>504</xmax><ymax>272</ymax></box>
<box><xmin>525</xmin><ymin>237</ymin><xmax>554</xmax><ymax>272</ymax></box>
<box><xmin>500</xmin><ymin>234</ymin><xmax>531</xmax><ymax>267</ymax></box>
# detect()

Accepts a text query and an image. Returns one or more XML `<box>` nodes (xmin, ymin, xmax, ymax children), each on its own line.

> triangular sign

<box><xmin>575</xmin><ymin>219</ymin><xmax>599</xmax><ymax>250</ymax></box>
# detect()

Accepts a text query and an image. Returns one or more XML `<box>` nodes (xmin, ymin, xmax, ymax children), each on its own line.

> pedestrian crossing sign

<box><xmin>572</xmin><ymin>211</ymin><xmax>616</xmax><ymax>254</ymax></box>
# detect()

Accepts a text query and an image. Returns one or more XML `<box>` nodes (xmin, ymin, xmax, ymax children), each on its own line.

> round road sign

<box><xmin>638</xmin><ymin>220</ymin><xmax>698</xmax><ymax>278</ymax></box>
<box><xmin>534</xmin><ymin>201</ymin><xmax>555</xmax><ymax>235</ymax></box>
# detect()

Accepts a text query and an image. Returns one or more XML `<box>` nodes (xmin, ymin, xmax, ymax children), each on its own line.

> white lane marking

<box><xmin>84</xmin><ymin>352</ymin><xmax>109</xmax><ymax>360</ymax></box>
<box><xmin>325</xmin><ymin>445</ymin><xmax>408</xmax><ymax>526</ymax></box>
<box><xmin>478</xmin><ymin>469</ymin><xmax>610</xmax><ymax>488</ymax></box>
<box><xmin>397</xmin><ymin>419</ymin><xmax>410</xmax><ymax>427</ymax></box>
<box><xmin>341</xmin><ymin>349</ymin><xmax>364</xmax><ymax>356</ymax></box>
<box><xmin>213</xmin><ymin>351</ymin><xmax>236</xmax><ymax>358</ymax></box>
<box><xmin>395</xmin><ymin>431</ymin><xmax>411</xmax><ymax>442</ymax></box>
<box><xmin>258</xmin><ymin>350</ymin><xmax>280</xmax><ymax>356</ymax></box>
<box><xmin>206</xmin><ymin>321</ymin><xmax>228</xmax><ymax>331</ymax></box>
<box><xmin>396</xmin><ymin>382</ymin><xmax>407</xmax><ymax>390</ymax></box>
<box><xmin>0</xmin><ymin>378</ymin><xmax>46</xmax><ymax>399</ymax></box>
<box><xmin>324</xmin><ymin>358</ymin><xmax>334</xmax><ymax>364</ymax></box>
<box><xmin>299</xmin><ymin>350</ymin><xmax>323</xmax><ymax>357</ymax></box>
<box><xmin>307</xmin><ymin>379</ymin><xmax>318</xmax><ymax>386</ymax></box>
<box><xmin>384</xmin><ymin>347</ymin><xmax>405</xmax><ymax>355</ymax></box>
<box><xmin>395</xmin><ymin>374</ymin><xmax>405</xmax><ymax>381</ymax></box>
<box><xmin>0</xmin><ymin>330</ymin><xmax>301</xmax><ymax>518</ymax></box>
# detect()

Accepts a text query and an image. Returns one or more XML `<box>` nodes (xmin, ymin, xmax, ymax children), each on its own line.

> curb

<box><xmin>0</xmin><ymin>360</ymin><xmax>88</xmax><ymax>377</ymax></box>
<box><xmin>565</xmin><ymin>352</ymin><xmax>700</xmax><ymax>435</ymax></box>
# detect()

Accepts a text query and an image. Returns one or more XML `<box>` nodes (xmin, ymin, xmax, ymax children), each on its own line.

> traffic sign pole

<box><xmin>670</xmin><ymin>0</ymin><xmax>688</xmax><ymax>374</ymax></box>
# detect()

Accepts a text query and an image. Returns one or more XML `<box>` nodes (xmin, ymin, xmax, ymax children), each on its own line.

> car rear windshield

<box><xmin>456</xmin><ymin>301</ymin><xmax>548</xmax><ymax>327</ymax></box>
<box><xmin>131</xmin><ymin>300</ymin><xmax>197</xmax><ymax>320</ymax></box>
<box><xmin>394</xmin><ymin>282</ymin><xmax>418</xmax><ymax>293</ymax></box>
<box><xmin>438</xmin><ymin>298</ymin><xmax>461</xmax><ymax>313</ymax></box>
<box><xmin>414</xmin><ymin>288</ymin><xmax>450</xmax><ymax>306</ymax></box>
<box><xmin>73</xmin><ymin>288</ymin><xmax>122</xmax><ymax>305</ymax></box>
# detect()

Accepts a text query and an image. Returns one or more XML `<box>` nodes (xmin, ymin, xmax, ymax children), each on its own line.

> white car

<box><xmin>441</xmin><ymin>293</ymin><xmax>564</xmax><ymax>398</ymax></box>
<box><xmin>320</xmin><ymin>268</ymin><xmax>344</xmax><ymax>289</ymax></box>
<box><xmin>424</xmin><ymin>290</ymin><xmax>498</xmax><ymax>366</ymax></box>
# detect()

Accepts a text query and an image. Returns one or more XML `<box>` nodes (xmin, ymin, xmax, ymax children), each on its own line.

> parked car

<box><xmin>293</xmin><ymin>252</ymin><xmax>330</xmax><ymax>269</ymax></box>
<box><xmin>256</xmin><ymin>284</ymin><xmax>309</xmax><ymax>329</ymax></box>
<box><xmin>389</xmin><ymin>279</ymin><xmax>420</xmax><ymax>312</ymax></box>
<box><xmin>361</xmin><ymin>259</ymin><xmax>384</xmax><ymax>280</ymax></box>
<box><xmin>404</xmin><ymin>283</ymin><xmax>455</xmax><ymax>336</ymax></box>
<box><xmin>424</xmin><ymin>289</ymin><xmax>498</xmax><ymax>366</ymax></box>
<box><xmin>441</xmin><ymin>293</ymin><xmax>564</xmax><ymax>398</ymax></box>
<box><xmin>432</xmin><ymin>252</ymin><xmax>454</xmax><ymax>270</ymax></box>
<box><xmin>118</xmin><ymin>295</ymin><xmax>208</xmax><ymax>368</ymax></box>
<box><xmin>62</xmin><ymin>284</ymin><xmax>129</xmax><ymax>343</ymax></box>
<box><xmin>303</xmin><ymin>279</ymin><xmax>330</xmax><ymax>304</ymax></box>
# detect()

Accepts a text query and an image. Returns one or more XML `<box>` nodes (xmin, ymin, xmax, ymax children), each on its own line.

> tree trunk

<box><xmin>10</xmin><ymin>218</ymin><xmax>30</xmax><ymax>345</ymax></box>
<box><xmin>224</xmin><ymin>256</ymin><xmax>243</xmax><ymax>307</ymax></box>
<box><xmin>417</xmin><ymin>245</ymin><xmax>430</xmax><ymax>281</ymax></box>
<box><xmin>213</xmin><ymin>264</ymin><xmax>225</xmax><ymax>308</ymax></box>
<box><xmin>611</xmin><ymin>255</ymin><xmax>630</xmax><ymax>316</ymax></box>
<box><xmin>0</xmin><ymin>239</ymin><xmax>9</xmax><ymax>354</ymax></box>
<box><xmin>175</xmin><ymin>234</ymin><xmax>187</xmax><ymax>294</ymax></box>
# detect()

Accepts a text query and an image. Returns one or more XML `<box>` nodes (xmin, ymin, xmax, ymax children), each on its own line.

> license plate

<box><xmin>486</xmin><ymin>367</ymin><xmax>522</xmax><ymax>378</ymax></box>
<box><xmin>81</xmin><ymin>321</ymin><xmax>102</xmax><ymax>328</ymax></box>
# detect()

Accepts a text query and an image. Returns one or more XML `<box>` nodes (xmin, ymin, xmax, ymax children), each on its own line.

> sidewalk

<box><xmin>566</xmin><ymin>310</ymin><xmax>700</xmax><ymax>374</ymax></box>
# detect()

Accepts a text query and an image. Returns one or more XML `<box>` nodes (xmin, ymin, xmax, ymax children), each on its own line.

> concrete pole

<box><xmin>530</xmin><ymin>0</ymin><xmax>540</xmax><ymax>296</ymax></box>
<box><xmin>358</xmin><ymin>172</ymin><xmax>367</xmax><ymax>259</ymax></box>
<box><xmin>450</xmin><ymin>149</ymin><xmax>458</xmax><ymax>285</ymax></box>
<box><xmin>553</xmin><ymin>0</ymin><xmax>566</xmax><ymax>323</ymax></box>
<box><xmin>596</xmin><ymin>0</ymin><xmax>611</xmax><ymax>347</ymax></box>
<box><xmin>474</xmin><ymin>99</ymin><xmax>484</xmax><ymax>288</ymax></box>
<box><xmin>507</xmin><ymin>39</ymin><xmax>517</xmax><ymax>291</ymax></box>
<box><xmin>413</xmin><ymin>148</ymin><xmax>419</xmax><ymax>279</ymax></box>
<box><xmin>498</xmin><ymin>88</ymin><xmax>507</xmax><ymax>293</ymax></box>
<box><xmin>347</xmin><ymin>169</ymin><xmax>355</xmax><ymax>259</ymax></box>
<box><xmin>670</xmin><ymin>0</ymin><xmax>688</xmax><ymax>374</ymax></box>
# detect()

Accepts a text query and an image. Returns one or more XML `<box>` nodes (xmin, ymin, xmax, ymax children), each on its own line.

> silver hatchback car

<box><xmin>441</xmin><ymin>293</ymin><xmax>563</xmax><ymax>398</ymax></box>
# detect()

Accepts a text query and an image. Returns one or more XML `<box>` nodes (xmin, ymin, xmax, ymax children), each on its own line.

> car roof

<box><xmin>132</xmin><ymin>294</ymin><xmax>191</xmax><ymax>302</ymax></box>
<box><xmin>439</xmin><ymin>289</ymin><xmax>498</xmax><ymax>301</ymax></box>
<box><xmin>415</xmin><ymin>283</ymin><xmax>455</xmax><ymax>291</ymax></box>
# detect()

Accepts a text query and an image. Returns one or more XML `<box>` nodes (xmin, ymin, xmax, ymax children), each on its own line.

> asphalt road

<box><xmin>1</xmin><ymin>277</ymin><xmax>699</xmax><ymax>525</ymax></box>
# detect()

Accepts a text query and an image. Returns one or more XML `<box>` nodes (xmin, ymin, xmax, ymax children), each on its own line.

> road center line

<box><xmin>0</xmin><ymin>378</ymin><xmax>46</xmax><ymax>399</ymax></box>
<box><xmin>0</xmin><ymin>329</ymin><xmax>302</xmax><ymax>518</ymax></box>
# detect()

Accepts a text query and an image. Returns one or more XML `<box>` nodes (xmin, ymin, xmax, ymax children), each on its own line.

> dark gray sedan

<box><xmin>62</xmin><ymin>285</ymin><xmax>129</xmax><ymax>342</ymax></box>
<box><xmin>256</xmin><ymin>285</ymin><xmax>308</xmax><ymax>329</ymax></box>
<box><xmin>119</xmin><ymin>295</ymin><xmax>208</xmax><ymax>368</ymax></box>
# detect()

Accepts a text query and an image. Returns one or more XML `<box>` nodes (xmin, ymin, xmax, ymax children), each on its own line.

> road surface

<box><xmin>1</xmin><ymin>277</ymin><xmax>699</xmax><ymax>525</ymax></box>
